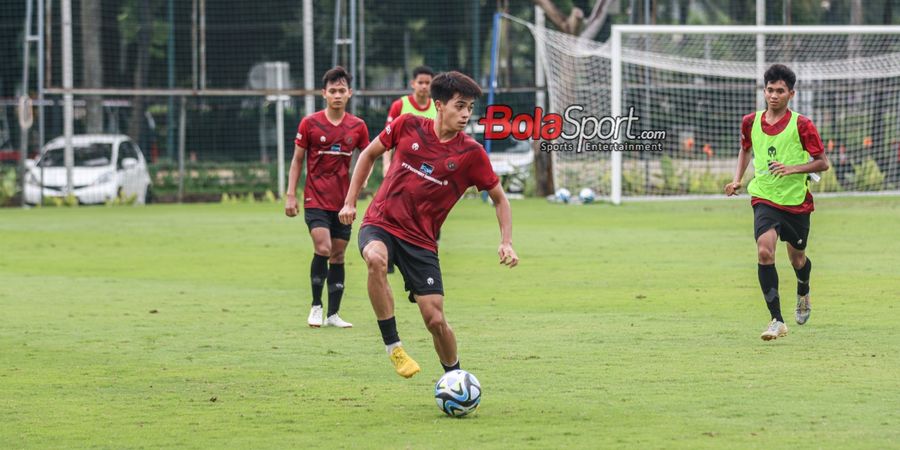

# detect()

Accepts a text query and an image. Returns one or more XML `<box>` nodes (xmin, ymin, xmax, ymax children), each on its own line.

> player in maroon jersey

<box><xmin>339</xmin><ymin>71</ymin><xmax>518</xmax><ymax>378</ymax></box>
<box><xmin>286</xmin><ymin>66</ymin><xmax>370</xmax><ymax>329</ymax></box>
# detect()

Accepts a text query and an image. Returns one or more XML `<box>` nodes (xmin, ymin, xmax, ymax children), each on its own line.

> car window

<box><xmin>117</xmin><ymin>142</ymin><xmax>139</xmax><ymax>168</ymax></box>
<box><xmin>39</xmin><ymin>144</ymin><xmax>113</xmax><ymax>168</ymax></box>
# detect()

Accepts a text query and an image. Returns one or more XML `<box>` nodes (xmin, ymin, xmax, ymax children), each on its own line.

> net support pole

<box><xmin>62</xmin><ymin>0</ymin><xmax>74</xmax><ymax>194</ymax></box>
<box><xmin>483</xmin><ymin>12</ymin><xmax>501</xmax><ymax>203</ymax></box>
<box><xmin>756</xmin><ymin>0</ymin><xmax>766</xmax><ymax>110</ymax></box>
<box><xmin>610</xmin><ymin>27</ymin><xmax>623</xmax><ymax>205</ymax></box>
<box><xmin>303</xmin><ymin>0</ymin><xmax>315</xmax><ymax>116</ymax></box>
<box><xmin>177</xmin><ymin>96</ymin><xmax>186</xmax><ymax>203</ymax></box>
<box><xmin>276</xmin><ymin>63</ymin><xmax>286</xmax><ymax>200</ymax></box>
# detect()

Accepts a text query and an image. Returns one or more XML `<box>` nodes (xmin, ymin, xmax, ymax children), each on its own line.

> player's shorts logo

<box><xmin>426</xmin><ymin>277</ymin><xmax>434</xmax><ymax>286</ymax></box>
<box><xmin>446</xmin><ymin>160</ymin><xmax>457</xmax><ymax>171</ymax></box>
<box><xmin>320</xmin><ymin>136</ymin><xmax>327</xmax><ymax>143</ymax></box>
<box><xmin>420</xmin><ymin>163</ymin><xmax>434</xmax><ymax>175</ymax></box>
<box><xmin>412</xmin><ymin>143</ymin><xmax>420</xmax><ymax>151</ymax></box>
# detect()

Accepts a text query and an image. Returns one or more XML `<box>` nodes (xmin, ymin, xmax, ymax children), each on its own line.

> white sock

<box><xmin>385</xmin><ymin>341</ymin><xmax>403</xmax><ymax>355</ymax></box>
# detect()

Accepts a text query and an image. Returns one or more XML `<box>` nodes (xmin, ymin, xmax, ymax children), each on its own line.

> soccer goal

<box><xmin>522</xmin><ymin>19</ymin><xmax>900</xmax><ymax>204</ymax></box>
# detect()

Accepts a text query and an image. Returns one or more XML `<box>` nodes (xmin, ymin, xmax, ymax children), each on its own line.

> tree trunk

<box><xmin>80</xmin><ymin>0</ymin><xmax>104</xmax><ymax>133</ymax></box>
<box><xmin>128</xmin><ymin>0</ymin><xmax>151</xmax><ymax>142</ymax></box>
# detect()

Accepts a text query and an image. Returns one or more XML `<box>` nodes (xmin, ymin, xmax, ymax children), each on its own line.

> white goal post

<box><xmin>608</xmin><ymin>25</ymin><xmax>900</xmax><ymax>204</ymax></box>
<box><xmin>512</xmin><ymin>15</ymin><xmax>900</xmax><ymax>205</ymax></box>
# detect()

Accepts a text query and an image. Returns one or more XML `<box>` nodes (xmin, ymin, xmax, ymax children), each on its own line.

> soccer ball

<box><xmin>434</xmin><ymin>369</ymin><xmax>482</xmax><ymax>417</ymax></box>
<box><xmin>579</xmin><ymin>188</ymin><xmax>596</xmax><ymax>204</ymax></box>
<box><xmin>554</xmin><ymin>188</ymin><xmax>572</xmax><ymax>203</ymax></box>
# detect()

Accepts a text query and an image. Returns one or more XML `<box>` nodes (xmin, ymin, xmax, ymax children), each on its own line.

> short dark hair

<box><xmin>412</xmin><ymin>65</ymin><xmax>434</xmax><ymax>79</ymax></box>
<box><xmin>322</xmin><ymin>66</ymin><xmax>351</xmax><ymax>89</ymax></box>
<box><xmin>430</xmin><ymin>71</ymin><xmax>482</xmax><ymax>104</ymax></box>
<box><xmin>764</xmin><ymin>64</ymin><xmax>796</xmax><ymax>91</ymax></box>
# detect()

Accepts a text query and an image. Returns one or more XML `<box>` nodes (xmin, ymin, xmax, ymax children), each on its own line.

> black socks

<box><xmin>327</xmin><ymin>263</ymin><xmax>345</xmax><ymax>316</ymax></box>
<box><xmin>795</xmin><ymin>257</ymin><xmax>811</xmax><ymax>296</ymax></box>
<box><xmin>377</xmin><ymin>317</ymin><xmax>400</xmax><ymax>346</ymax></box>
<box><xmin>758</xmin><ymin>263</ymin><xmax>783</xmax><ymax>323</ymax></box>
<box><xmin>310</xmin><ymin>254</ymin><xmax>328</xmax><ymax>307</ymax></box>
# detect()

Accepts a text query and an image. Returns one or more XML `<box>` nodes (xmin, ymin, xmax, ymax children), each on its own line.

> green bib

<box><xmin>400</xmin><ymin>95</ymin><xmax>437</xmax><ymax>119</ymax></box>
<box><xmin>747</xmin><ymin>110</ymin><xmax>809</xmax><ymax>206</ymax></box>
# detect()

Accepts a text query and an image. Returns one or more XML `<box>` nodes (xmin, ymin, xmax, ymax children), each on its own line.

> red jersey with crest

<box><xmin>294</xmin><ymin>110</ymin><xmax>370</xmax><ymax>211</ymax></box>
<box><xmin>363</xmin><ymin>114</ymin><xmax>499</xmax><ymax>253</ymax></box>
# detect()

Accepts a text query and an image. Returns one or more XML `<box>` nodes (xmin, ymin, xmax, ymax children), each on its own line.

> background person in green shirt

<box><xmin>724</xmin><ymin>64</ymin><xmax>830</xmax><ymax>341</ymax></box>
<box><xmin>383</xmin><ymin>65</ymin><xmax>437</xmax><ymax>176</ymax></box>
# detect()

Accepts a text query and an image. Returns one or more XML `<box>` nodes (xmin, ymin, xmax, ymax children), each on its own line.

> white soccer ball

<box><xmin>579</xmin><ymin>188</ymin><xmax>596</xmax><ymax>204</ymax></box>
<box><xmin>555</xmin><ymin>188</ymin><xmax>572</xmax><ymax>203</ymax></box>
<box><xmin>434</xmin><ymin>369</ymin><xmax>482</xmax><ymax>417</ymax></box>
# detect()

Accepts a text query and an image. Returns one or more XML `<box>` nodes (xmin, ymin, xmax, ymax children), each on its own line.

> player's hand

<box><xmin>768</xmin><ymin>161</ymin><xmax>795</xmax><ymax>176</ymax></box>
<box><xmin>498</xmin><ymin>243</ymin><xmax>518</xmax><ymax>268</ymax></box>
<box><xmin>724</xmin><ymin>181</ymin><xmax>741</xmax><ymax>196</ymax></box>
<box><xmin>285</xmin><ymin>196</ymin><xmax>299</xmax><ymax>217</ymax></box>
<box><xmin>338</xmin><ymin>204</ymin><xmax>356</xmax><ymax>225</ymax></box>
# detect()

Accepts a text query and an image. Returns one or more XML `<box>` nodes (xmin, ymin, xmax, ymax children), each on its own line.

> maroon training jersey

<box><xmin>363</xmin><ymin>114</ymin><xmax>499</xmax><ymax>253</ymax></box>
<box><xmin>294</xmin><ymin>110</ymin><xmax>370</xmax><ymax>211</ymax></box>
<box><xmin>740</xmin><ymin>110</ymin><xmax>824</xmax><ymax>214</ymax></box>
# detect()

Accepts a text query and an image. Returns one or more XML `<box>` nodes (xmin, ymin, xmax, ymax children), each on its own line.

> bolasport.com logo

<box><xmin>477</xmin><ymin>105</ymin><xmax>666</xmax><ymax>153</ymax></box>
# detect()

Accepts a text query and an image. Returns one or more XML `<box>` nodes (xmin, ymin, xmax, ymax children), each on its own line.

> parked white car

<box><xmin>24</xmin><ymin>134</ymin><xmax>152</xmax><ymax>205</ymax></box>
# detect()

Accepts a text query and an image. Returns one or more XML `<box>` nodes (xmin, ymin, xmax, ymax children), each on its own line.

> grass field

<box><xmin>2</xmin><ymin>196</ymin><xmax>899</xmax><ymax>449</ymax></box>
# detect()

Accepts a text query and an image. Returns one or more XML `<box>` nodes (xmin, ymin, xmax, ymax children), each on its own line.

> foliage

<box><xmin>0</xmin><ymin>168</ymin><xmax>17</xmax><ymax>206</ymax></box>
<box><xmin>848</xmin><ymin>158</ymin><xmax>886</xmax><ymax>191</ymax></box>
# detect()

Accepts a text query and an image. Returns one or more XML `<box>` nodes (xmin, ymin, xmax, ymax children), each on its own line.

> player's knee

<box><xmin>314</xmin><ymin>242</ymin><xmax>331</xmax><ymax>256</ymax></box>
<box><xmin>424</xmin><ymin>312</ymin><xmax>448</xmax><ymax>335</ymax></box>
<box><xmin>329</xmin><ymin>250</ymin><xmax>345</xmax><ymax>265</ymax></box>
<box><xmin>364</xmin><ymin>251</ymin><xmax>388</xmax><ymax>275</ymax></box>
<box><xmin>757</xmin><ymin>247</ymin><xmax>775</xmax><ymax>264</ymax></box>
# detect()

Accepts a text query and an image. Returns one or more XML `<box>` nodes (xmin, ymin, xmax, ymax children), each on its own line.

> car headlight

<box><xmin>93</xmin><ymin>171</ymin><xmax>115</xmax><ymax>186</ymax></box>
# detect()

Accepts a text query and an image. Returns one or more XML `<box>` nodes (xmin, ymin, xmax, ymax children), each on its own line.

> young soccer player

<box><xmin>339</xmin><ymin>71</ymin><xmax>518</xmax><ymax>378</ymax></box>
<box><xmin>724</xmin><ymin>64</ymin><xmax>830</xmax><ymax>341</ymax></box>
<box><xmin>285</xmin><ymin>66</ymin><xmax>370</xmax><ymax>329</ymax></box>
<box><xmin>382</xmin><ymin>65</ymin><xmax>436</xmax><ymax>176</ymax></box>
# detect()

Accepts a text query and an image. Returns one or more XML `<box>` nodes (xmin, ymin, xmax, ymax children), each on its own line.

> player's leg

<box><xmin>359</xmin><ymin>226</ymin><xmax>419</xmax><ymax>378</ymax></box>
<box><xmin>324</xmin><ymin>237</ymin><xmax>352</xmax><ymax>327</ymax></box>
<box><xmin>787</xmin><ymin>242</ymin><xmax>812</xmax><ymax>325</ymax></box>
<box><xmin>753</xmin><ymin>204</ymin><xmax>788</xmax><ymax>340</ymax></box>
<box><xmin>305</xmin><ymin>209</ymin><xmax>333</xmax><ymax>328</ymax></box>
<box><xmin>415</xmin><ymin>294</ymin><xmax>459</xmax><ymax>373</ymax></box>
<box><xmin>323</xmin><ymin>212</ymin><xmax>353</xmax><ymax>327</ymax></box>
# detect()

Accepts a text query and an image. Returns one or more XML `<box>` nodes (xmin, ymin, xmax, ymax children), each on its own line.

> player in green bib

<box><xmin>724</xmin><ymin>64</ymin><xmax>830</xmax><ymax>341</ymax></box>
<box><xmin>383</xmin><ymin>66</ymin><xmax>437</xmax><ymax>175</ymax></box>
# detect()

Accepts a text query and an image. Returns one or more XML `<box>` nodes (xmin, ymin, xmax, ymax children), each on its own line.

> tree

<box><xmin>127</xmin><ymin>0</ymin><xmax>152</xmax><ymax>143</ymax></box>
<box><xmin>80</xmin><ymin>0</ymin><xmax>104</xmax><ymax>133</ymax></box>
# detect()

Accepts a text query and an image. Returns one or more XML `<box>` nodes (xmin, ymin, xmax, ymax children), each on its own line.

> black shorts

<box><xmin>358</xmin><ymin>225</ymin><xmax>443</xmax><ymax>303</ymax></box>
<box><xmin>753</xmin><ymin>203</ymin><xmax>810</xmax><ymax>250</ymax></box>
<box><xmin>304</xmin><ymin>208</ymin><xmax>352</xmax><ymax>241</ymax></box>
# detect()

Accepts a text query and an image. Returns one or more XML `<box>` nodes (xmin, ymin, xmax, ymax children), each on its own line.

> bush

<box><xmin>0</xmin><ymin>168</ymin><xmax>17</xmax><ymax>206</ymax></box>
<box><xmin>848</xmin><ymin>158</ymin><xmax>885</xmax><ymax>191</ymax></box>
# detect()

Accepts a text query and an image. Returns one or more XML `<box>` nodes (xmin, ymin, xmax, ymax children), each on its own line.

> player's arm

<box><xmin>285</xmin><ymin>143</ymin><xmax>307</xmax><ymax>217</ymax></box>
<box><xmin>339</xmin><ymin>138</ymin><xmax>389</xmax><ymax>225</ymax></box>
<box><xmin>769</xmin><ymin>153</ymin><xmax>830</xmax><ymax>176</ymax></box>
<box><xmin>726</xmin><ymin>115</ymin><xmax>753</xmax><ymax>196</ymax></box>
<box><xmin>725</xmin><ymin>146</ymin><xmax>752</xmax><ymax>196</ymax></box>
<box><xmin>487</xmin><ymin>184</ymin><xmax>518</xmax><ymax>268</ymax></box>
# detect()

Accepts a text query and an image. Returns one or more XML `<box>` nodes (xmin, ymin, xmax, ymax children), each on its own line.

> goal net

<box><xmin>520</xmin><ymin>18</ymin><xmax>900</xmax><ymax>203</ymax></box>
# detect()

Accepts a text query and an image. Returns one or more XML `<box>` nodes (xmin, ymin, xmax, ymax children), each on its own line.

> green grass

<box><xmin>2</xmin><ymin>197</ymin><xmax>899</xmax><ymax>449</ymax></box>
